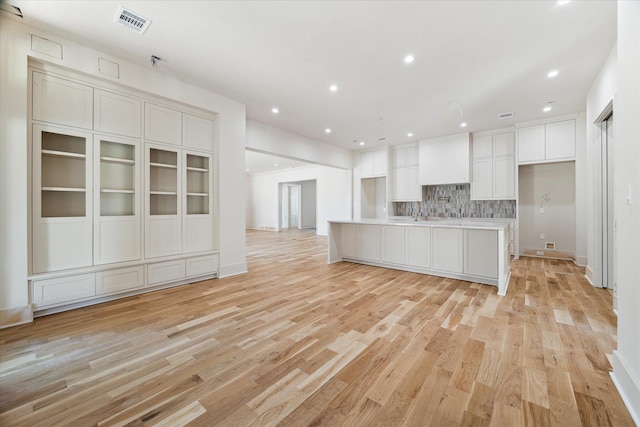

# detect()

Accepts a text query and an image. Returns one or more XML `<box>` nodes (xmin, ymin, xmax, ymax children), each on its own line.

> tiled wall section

<box><xmin>393</xmin><ymin>184</ymin><xmax>516</xmax><ymax>218</ymax></box>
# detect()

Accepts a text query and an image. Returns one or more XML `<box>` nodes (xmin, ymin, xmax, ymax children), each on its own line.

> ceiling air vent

<box><xmin>498</xmin><ymin>112</ymin><xmax>514</xmax><ymax>119</ymax></box>
<box><xmin>114</xmin><ymin>6</ymin><xmax>151</xmax><ymax>34</ymax></box>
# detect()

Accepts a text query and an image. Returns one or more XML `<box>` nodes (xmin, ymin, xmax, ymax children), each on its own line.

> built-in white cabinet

<box><xmin>144</xmin><ymin>103</ymin><xmax>183</xmax><ymax>145</ymax></box>
<box><xmin>145</xmin><ymin>144</ymin><xmax>182</xmax><ymax>258</ymax></box>
<box><xmin>184</xmin><ymin>151</ymin><xmax>214</xmax><ymax>253</ymax></box>
<box><xmin>32</xmin><ymin>71</ymin><xmax>93</xmax><ymax>129</ymax></box>
<box><xmin>419</xmin><ymin>133</ymin><xmax>471</xmax><ymax>185</ymax></box>
<box><xmin>94</xmin><ymin>89</ymin><xmax>142</xmax><ymax>138</ymax></box>
<box><xmin>463</xmin><ymin>229</ymin><xmax>498</xmax><ymax>279</ymax></box>
<box><xmin>471</xmin><ymin>131</ymin><xmax>515</xmax><ymax>200</ymax></box>
<box><xmin>183</xmin><ymin>114</ymin><xmax>215</xmax><ymax>151</ymax></box>
<box><xmin>405</xmin><ymin>226</ymin><xmax>431</xmax><ymax>269</ymax></box>
<box><xmin>29</xmin><ymin>65</ymin><xmax>219</xmax><ymax>314</ymax></box>
<box><xmin>32</xmin><ymin>124</ymin><xmax>94</xmax><ymax>273</ymax></box>
<box><xmin>517</xmin><ymin>119</ymin><xmax>575</xmax><ymax>164</ymax></box>
<box><xmin>94</xmin><ymin>135</ymin><xmax>141</xmax><ymax>264</ymax></box>
<box><xmin>341</xmin><ymin>223</ymin><xmax>359</xmax><ymax>258</ymax></box>
<box><xmin>391</xmin><ymin>144</ymin><xmax>421</xmax><ymax>201</ymax></box>
<box><xmin>432</xmin><ymin>227</ymin><xmax>464</xmax><ymax>274</ymax></box>
<box><xmin>359</xmin><ymin>224</ymin><xmax>380</xmax><ymax>261</ymax></box>
<box><xmin>360</xmin><ymin>149</ymin><xmax>388</xmax><ymax>178</ymax></box>
<box><xmin>380</xmin><ymin>225</ymin><xmax>405</xmax><ymax>264</ymax></box>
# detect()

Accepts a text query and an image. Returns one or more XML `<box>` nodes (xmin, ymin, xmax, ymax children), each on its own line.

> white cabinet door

<box><xmin>392</xmin><ymin>148</ymin><xmax>406</xmax><ymax>168</ymax></box>
<box><xmin>144</xmin><ymin>103</ymin><xmax>182</xmax><ymax>145</ymax></box>
<box><xmin>380</xmin><ymin>226</ymin><xmax>404</xmax><ymax>264</ymax></box>
<box><xmin>359</xmin><ymin>224</ymin><xmax>380</xmax><ymax>261</ymax></box>
<box><xmin>405</xmin><ymin>226</ymin><xmax>431</xmax><ymax>269</ymax></box>
<box><xmin>183</xmin><ymin>151</ymin><xmax>214</xmax><ymax>253</ymax></box>
<box><xmin>432</xmin><ymin>227</ymin><xmax>463</xmax><ymax>273</ymax></box>
<box><xmin>32</xmin><ymin>71</ymin><xmax>93</xmax><ymax>129</ymax></box>
<box><xmin>94</xmin><ymin>134</ymin><xmax>142</xmax><ymax>264</ymax></box>
<box><xmin>472</xmin><ymin>135</ymin><xmax>493</xmax><ymax>159</ymax></box>
<box><xmin>546</xmin><ymin>120</ymin><xmax>575</xmax><ymax>160</ymax></box>
<box><xmin>406</xmin><ymin>166</ymin><xmax>421</xmax><ymax>201</ymax></box>
<box><xmin>372</xmin><ymin>150</ymin><xmax>388</xmax><ymax>176</ymax></box>
<box><xmin>471</xmin><ymin>158</ymin><xmax>493</xmax><ymax>200</ymax></box>
<box><xmin>464</xmin><ymin>229</ymin><xmax>498</xmax><ymax>279</ymax></box>
<box><xmin>405</xmin><ymin>145</ymin><xmax>418</xmax><ymax>166</ymax></box>
<box><xmin>95</xmin><ymin>266</ymin><xmax>144</xmax><ymax>296</ymax></box>
<box><xmin>493</xmin><ymin>132</ymin><xmax>515</xmax><ymax>156</ymax></box>
<box><xmin>147</xmin><ymin>259</ymin><xmax>186</xmax><ymax>285</ymax></box>
<box><xmin>183</xmin><ymin>114</ymin><xmax>214</xmax><ymax>151</ymax></box>
<box><xmin>32</xmin><ymin>125</ymin><xmax>93</xmax><ymax>273</ymax></box>
<box><xmin>517</xmin><ymin>124</ymin><xmax>545</xmax><ymax>163</ymax></box>
<box><xmin>359</xmin><ymin>151</ymin><xmax>373</xmax><ymax>177</ymax></box>
<box><xmin>186</xmin><ymin>254</ymin><xmax>219</xmax><ymax>277</ymax></box>
<box><xmin>392</xmin><ymin>168</ymin><xmax>406</xmax><ymax>201</ymax></box>
<box><xmin>341</xmin><ymin>223</ymin><xmax>359</xmax><ymax>258</ymax></box>
<box><xmin>32</xmin><ymin>273</ymin><xmax>95</xmax><ymax>308</ymax></box>
<box><xmin>493</xmin><ymin>156</ymin><xmax>515</xmax><ymax>199</ymax></box>
<box><xmin>94</xmin><ymin>89</ymin><xmax>141</xmax><ymax>138</ymax></box>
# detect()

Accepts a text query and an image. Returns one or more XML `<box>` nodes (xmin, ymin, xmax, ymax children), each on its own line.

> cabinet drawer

<box><xmin>147</xmin><ymin>260</ymin><xmax>186</xmax><ymax>285</ymax></box>
<box><xmin>96</xmin><ymin>266</ymin><xmax>144</xmax><ymax>296</ymax></box>
<box><xmin>32</xmin><ymin>273</ymin><xmax>95</xmax><ymax>308</ymax></box>
<box><xmin>186</xmin><ymin>255</ymin><xmax>219</xmax><ymax>277</ymax></box>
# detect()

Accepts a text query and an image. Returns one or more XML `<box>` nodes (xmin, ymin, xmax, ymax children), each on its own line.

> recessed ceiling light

<box><xmin>407</xmin><ymin>132</ymin><xmax>413</xmax><ymax>137</ymax></box>
<box><xmin>543</xmin><ymin>106</ymin><xmax>552</xmax><ymax>112</ymax></box>
<box><xmin>460</xmin><ymin>122</ymin><xmax>467</xmax><ymax>128</ymax></box>
<box><xmin>359</xmin><ymin>141</ymin><xmax>365</xmax><ymax>146</ymax></box>
<box><xmin>329</xmin><ymin>84</ymin><xmax>338</xmax><ymax>92</ymax></box>
<box><xmin>557</xmin><ymin>0</ymin><xmax>570</xmax><ymax>5</ymax></box>
<box><xmin>271</xmin><ymin>107</ymin><xmax>279</xmax><ymax>114</ymax></box>
<box><xmin>404</xmin><ymin>54</ymin><xmax>415</xmax><ymax>64</ymax></box>
<box><xmin>274</xmin><ymin>163</ymin><xmax>278</xmax><ymax>167</ymax></box>
<box><xmin>325</xmin><ymin>128</ymin><xmax>331</xmax><ymax>133</ymax></box>
<box><xmin>246</xmin><ymin>168</ymin><xmax>250</xmax><ymax>172</ymax></box>
<box><xmin>547</xmin><ymin>70</ymin><xmax>559</xmax><ymax>78</ymax></box>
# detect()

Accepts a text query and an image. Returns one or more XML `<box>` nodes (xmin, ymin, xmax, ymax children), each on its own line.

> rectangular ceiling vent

<box><xmin>114</xmin><ymin>6</ymin><xmax>151</xmax><ymax>34</ymax></box>
<box><xmin>498</xmin><ymin>112</ymin><xmax>514</xmax><ymax>119</ymax></box>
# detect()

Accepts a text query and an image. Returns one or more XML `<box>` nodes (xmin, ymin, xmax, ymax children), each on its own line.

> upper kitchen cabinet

<box><xmin>517</xmin><ymin>118</ymin><xmax>576</xmax><ymax>164</ymax></box>
<box><xmin>471</xmin><ymin>130</ymin><xmax>515</xmax><ymax>200</ymax></box>
<box><xmin>391</xmin><ymin>144</ymin><xmax>421</xmax><ymax>201</ymax></box>
<box><xmin>359</xmin><ymin>148</ymin><xmax>388</xmax><ymax>178</ymax></box>
<box><xmin>94</xmin><ymin>89</ymin><xmax>142</xmax><ymax>138</ymax></box>
<box><xmin>32</xmin><ymin>71</ymin><xmax>93</xmax><ymax>130</ymax></box>
<box><xmin>144</xmin><ymin>103</ymin><xmax>182</xmax><ymax>145</ymax></box>
<box><xmin>419</xmin><ymin>132</ymin><xmax>470</xmax><ymax>185</ymax></box>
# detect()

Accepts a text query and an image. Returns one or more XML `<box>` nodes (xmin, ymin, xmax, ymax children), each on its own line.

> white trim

<box><xmin>611</xmin><ymin>351</ymin><xmax>640</xmax><ymax>426</ymax></box>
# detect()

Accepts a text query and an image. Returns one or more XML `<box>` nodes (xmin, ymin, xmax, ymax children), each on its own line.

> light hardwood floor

<box><xmin>0</xmin><ymin>229</ymin><xmax>634</xmax><ymax>426</ymax></box>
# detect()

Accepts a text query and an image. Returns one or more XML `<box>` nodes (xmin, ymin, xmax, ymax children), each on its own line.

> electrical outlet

<box><xmin>536</xmin><ymin>250</ymin><xmax>544</xmax><ymax>256</ymax></box>
<box><xmin>540</xmin><ymin>233</ymin><xmax>545</xmax><ymax>239</ymax></box>
<box><xmin>539</xmin><ymin>207</ymin><xmax>544</xmax><ymax>214</ymax></box>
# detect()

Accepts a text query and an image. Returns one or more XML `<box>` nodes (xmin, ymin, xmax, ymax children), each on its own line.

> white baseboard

<box><xmin>611</xmin><ymin>351</ymin><xmax>640</xmax><ymax>426</ymax></box>
<box><xmin>576</xmin><ymin>255</ymin><xmax>587</xmax><ymax>266</ymax></box>
<box><xmin>219</xmin><ymin>262</ymin><xmax>248</xmax><ymax>278</ymax></box>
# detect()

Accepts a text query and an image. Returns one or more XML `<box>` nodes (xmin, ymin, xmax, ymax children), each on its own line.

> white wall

<box><xmin>247</xmin><ymin>165</ymin><xmax>352</xmax><ymax>235</ymax></box>
<box><xmin>246</xmin><ymin>119</ymin><xmax>352</xmax><ymax>170</ymax></box>
<box><xmin>0</xmin><ymin>16</ymin><xmax>247</xmax><ymax>315</ymax></box>
<box><xmin>518</xmin><ymin>162</ymin><xmax>576</xmax><ymax>256</ymax></box>
<box><xmin>610</xmin><ymin>1</ymin><xmax>640</xmax><ymax>423</ymax></box>
<box><xmin>574</xmin><ymin>112</ymin><xmax>588</xmax><ymax>265</ymax></box>
<box><xmin>586</xmin><ymin>45</ymin><xmax>617</xmax><ymax>285</ymax></box>
<box><xmin>301</xmin><ymin>180</ymin><xmax>317</xmax><ymax>229</ymax></box>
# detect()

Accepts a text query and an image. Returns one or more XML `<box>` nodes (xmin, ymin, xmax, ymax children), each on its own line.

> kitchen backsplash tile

<box><xmin>393</xmin><ymin>184</ymin><xmax>516</xmax><ymax>218</ymax></box>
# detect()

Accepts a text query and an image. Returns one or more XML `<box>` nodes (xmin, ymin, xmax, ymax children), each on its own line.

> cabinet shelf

<box><xmin>186</xmin><ymin>167</ymin><xmax>208</xmax><ymax>172</ymax></box>
<box><xmin>42</xmin><ymin>149</ymin><xmax>86</xmax><ymax>159</ymax></box>
<box><xmin>149</xmin><ymin>162</ymin><xmax>177</xmax><ymax>169</ymax></box>
<box><xmin>42</xmin><ymin>187</ymin><xmax>86</xmax><ymax>192</ymax></box>
<box><xmin>187</xmin><ymin>192</ymin><xmax>208</xmax><ymax>197</ymax></box>
<box><xmin>150</xmin><ymin>191</ymin><xmax>178</xmax><ymax>195</ymax></box>
<box><xmin>101</xmin><ymin>189</ymin><xmax>135</xmax><ymax>194</ymax></box>
<box><xmin>101</xmin><ymin>156</ymin><xmax>135</xmax><ymax>165</ymax></box>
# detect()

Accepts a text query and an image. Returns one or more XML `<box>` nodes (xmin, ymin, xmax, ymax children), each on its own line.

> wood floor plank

<box><xmin>0</xmin><ymin>229</ymin><xmax>635</xmax><ymax>426</ymax></box>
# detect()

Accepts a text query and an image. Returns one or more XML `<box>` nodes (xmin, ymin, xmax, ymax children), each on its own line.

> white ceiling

<box><xmin>10</xmin><ymin>0</ymin><xmax>616</xmax><ymax>161</ymax></box>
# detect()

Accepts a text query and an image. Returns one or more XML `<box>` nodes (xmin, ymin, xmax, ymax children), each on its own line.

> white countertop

<box><xmin>328</xmin><ymin>217</ymin><xmax>511</xmax><ymax>230</ymax></box>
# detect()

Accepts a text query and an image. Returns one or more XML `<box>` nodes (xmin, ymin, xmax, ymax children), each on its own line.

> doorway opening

<box><xmin>594</xmin><ymin>101</ymin><xmax>615</xmax><ymax>305</ymax></box>
<box><xmin>278</xmin><ymin>180</ymin><xmax>317</xmax><ymax>231</ymax></box>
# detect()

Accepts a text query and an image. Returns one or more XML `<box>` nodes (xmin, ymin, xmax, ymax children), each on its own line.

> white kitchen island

<box><xmin>328</xmin><ymin>218</ymin><xmax>511</xmax><ymax>296</ymax></box>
